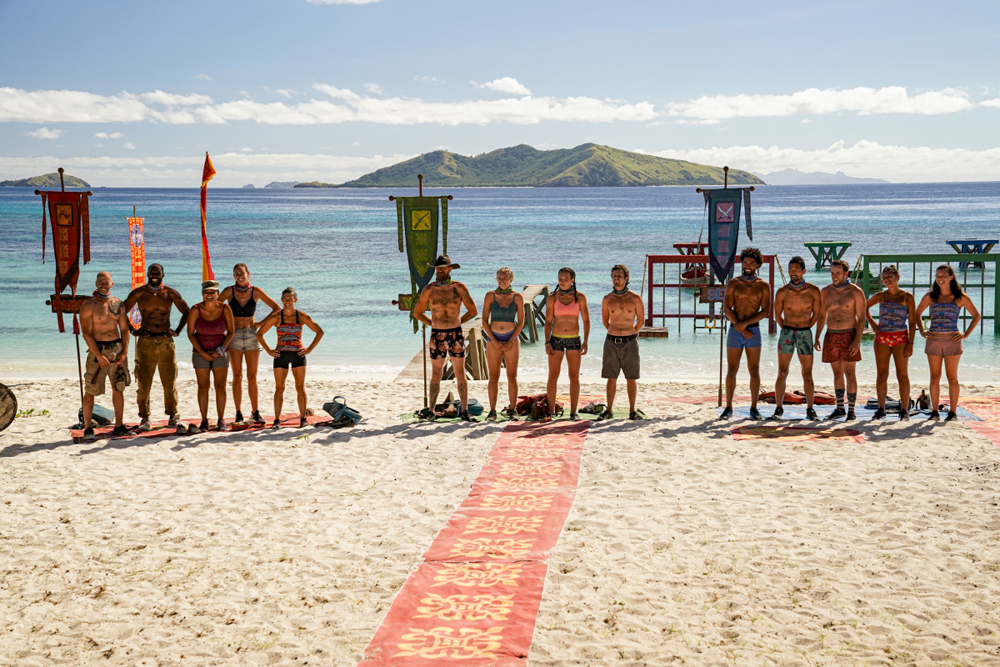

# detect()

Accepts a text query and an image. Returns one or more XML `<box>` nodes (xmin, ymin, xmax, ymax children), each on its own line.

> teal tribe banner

<box><xmin>704</xmin><ymin>188</ymin><xmax>753</xmax><ymax>283</ymax></box>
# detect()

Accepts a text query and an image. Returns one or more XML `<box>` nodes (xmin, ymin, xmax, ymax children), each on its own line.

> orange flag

<box><xmin>200</xmin><ymin>152</ymin><xmax>216</xmax><ymax>281</ymax></box>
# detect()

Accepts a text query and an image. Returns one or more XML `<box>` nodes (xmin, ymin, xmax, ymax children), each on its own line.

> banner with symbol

<box><xmin>128</xmin><ymin>216</ymin><xmax>145</xmax><ymax>328</ymax></box>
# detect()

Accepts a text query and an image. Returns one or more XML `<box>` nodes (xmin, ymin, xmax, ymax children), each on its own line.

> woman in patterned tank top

<box><xmin>915</xmin><ymin>265</ymin><xmax>981</xmax><ymax>422</ymax></box>
<box><xmin>256</xmin><ymin>287</ymin><xmax>324</xmax><ymax>428</ymax></box>
<box><xmin>864</xmin><ymin>265</ymin><xmax>916</xmax><ymax>420</ymax></box>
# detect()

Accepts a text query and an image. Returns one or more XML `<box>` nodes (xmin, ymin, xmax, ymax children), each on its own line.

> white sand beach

<box><xmin>2</xmin><ymin>375</ymin><xmax>1000</xmax><ymax>666</ymax></box>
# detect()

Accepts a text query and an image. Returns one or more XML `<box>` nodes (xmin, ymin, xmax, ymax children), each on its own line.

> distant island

<box><xmin>295</xmin><ymin>144</ymin><xmax>763</xmax><ymax>188</ymax></box>
<box><xmin>759</xmin><ymin>169</ymin><xmax>889</xmax><ymax>185</ymax></box>
<box><xmin>0</xmin><ymin>172</ymin><xmax>91</xmax><ymax>188</ymax></box>
<box><xmin>264</xmin><ymin>181</ymin><xmax>300</xmax><ymax>189</ymax></box>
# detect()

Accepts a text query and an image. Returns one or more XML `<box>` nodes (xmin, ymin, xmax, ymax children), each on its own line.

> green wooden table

<box><xmin>804</xmin><ymin>241</ymin><xmax>853</xmax><ymax>270</ymax></box>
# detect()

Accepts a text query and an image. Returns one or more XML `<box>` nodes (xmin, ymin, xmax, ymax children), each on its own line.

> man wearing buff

<box><xmin>721</xmin><ymin>247</ymin><xmax>771</xmax><ymax>420</ymax></box>
<box><xmin>816</xmin><ymin>259</ymin><xmax>866</xmax><ymax>421</ymax></box>
<box><xmin>412</xmin><ymin>255</ymin><xmax>479</xmax><ymax>421</ymax></box>
<box><xmin>80</xmin><ymin>271</ymin><xmax>132</xmax><ymax>441</ymax></box>
<box><xmin>771</xmin><ymin>256</ymin><xmax>823</xmax><ymax>420</ymax></box>
<box><xmin>600</xmin><ymin>264</ymin><xmax>645</xmax><ymax>421</ymax></box>
<box><xmin>122</xmin><ymin>264</ymin><xmax>190</xmax><ymax>432</ymax></box>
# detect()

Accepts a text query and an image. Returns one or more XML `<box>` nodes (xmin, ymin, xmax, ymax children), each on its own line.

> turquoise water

<box><xmin>2</xmin><ymin>184</ymin><xmax>998</xmax><ymax>382</ymax></box>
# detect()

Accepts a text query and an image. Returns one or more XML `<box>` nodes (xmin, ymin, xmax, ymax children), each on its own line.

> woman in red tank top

<box><xmin>187</xmin><ymin>280</ymin><xmax>235</xmax><ymax>433</ymax></box>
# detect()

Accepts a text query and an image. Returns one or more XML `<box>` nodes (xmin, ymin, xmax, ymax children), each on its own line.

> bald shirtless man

<box><xmin>412</xmin><ymin>255</ymin><xmax>479</xmax><ymax>421</ymax></box>
<box><xmin>600</xmin><ymin>264</ymin><xmax>645</xmax><ymax>420</ymax></box>
<box><xmin>816</xmin><ymin>259</ymin><xmax>866</xmax><ymax>421</ymax></box>
<box><xmin>771</xmin><ymin>256</ymin><xmax>823</xmax><ymax>420</ymax></box>
<box><xmin>80</xmin><ymin>271</ymin><xmax>131</xmax><ymax>441</ymax></box>
<box><xmin>721</xmin><ymin>247</ymin><xmax>771</xmax><ymax>420</ymax></box>
<box><xmin>122</xmin><ymin>264</ymin><xmax>190</xmax><ymax>432</ymax></box>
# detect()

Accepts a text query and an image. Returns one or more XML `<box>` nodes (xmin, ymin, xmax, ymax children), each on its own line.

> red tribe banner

<box><xmin>40</xmin><ymin>191</ymin><xmax>91</xmax><ymax>332</ymax></box>
<box><xmin>128</xmin><ymin>217</ymin><xmax>146</xmax><ymax>328</ymax></box>
<box><xmin>359</xmin><ymin>420</ymin><xmax>589</xmax><ymax>666</ymax></box>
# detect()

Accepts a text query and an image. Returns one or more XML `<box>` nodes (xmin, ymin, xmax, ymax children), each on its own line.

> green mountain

<box><xmin>295</xmin><ymin>144</ymin><xmax>763</xmax><ymax>188</ymax></box>
<box><xmin>0</xmin><ymin>172</ymin><xmax>91</xmax><ymax>188</ymax></box>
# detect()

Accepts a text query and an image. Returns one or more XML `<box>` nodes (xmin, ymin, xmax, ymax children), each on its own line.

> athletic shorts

<box><xmin>85</xmin><ymin>340</ymin><xmax>130</xmax><ymax>396</ymax></box>
<box><xmin>875</xmin><ymin>330</ymin><xmax>908</xmax><ymax>348</ymax></box>
<box><xmin>430</xmin><ymin>327</ymin><xmax>466</xmax><ymax>360</ymax></box>
<box><xmin>274</xmin><ymin>350</ymin><xmax>306</xmax><ymax>369</ymax></box>
<box><xmin>602</xmin><ymin>334</ymin><xmax>640</xmax><ymax>380</ymax></box>
<box><xmin>230</xmin><ymin>326</ymin><xmax>261</xmax><ymax>352</ymax></box>
<box><xmin>727</xmin><ymin>325</ymin><xmax>761</xmax><ymax>350</ymax></box>
<box><xmin>925</xmin><ymin>335</ymin><xmax>963</xmax><ymax>357</ymax></box>
<box><xmin>777</xmin><ymin>327</ymin><xmax>813</xmax><ymax>356</ymax></box>
<box><xmin>822</xmin><ymin>330</ymin><xmax>862</xmax><ymax>363</ymax></box>
<box><xmin>192</xmin><ymin>352</ymin><xmax>229</xmax><ymax>370</ymax></box>
<box><xmin>549</xmin><ymin>336</ymin><xmax>582</xmax><ymax>352</ymax></box>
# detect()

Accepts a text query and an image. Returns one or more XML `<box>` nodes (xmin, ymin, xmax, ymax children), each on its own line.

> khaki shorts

<box><xmin>602</xmin><ymin>334</ymin><xmax>640</xmax><ymax>380</ymax></box>
<box><xmin>925</xmin><ymin>335</ymin><xmax>963</xmax><ymax>357</ymax></box>
<box><xmin>230</xmin><ymin>326</ymin><xmax>261</xmax><ymax>352</ymax></box>
<box><xmin>85</xmin><ymin>340</ymin><xmax>130</xmax><ymax>396</ymax></box>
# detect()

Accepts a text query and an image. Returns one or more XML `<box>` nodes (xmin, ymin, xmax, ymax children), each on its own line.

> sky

<box><xmin>2</xmin><ymin>0</ymin><xmax>999</xmax><ymax>186</ymax></box>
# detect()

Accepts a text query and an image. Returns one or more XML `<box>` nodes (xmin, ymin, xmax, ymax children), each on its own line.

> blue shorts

<box><xmin>727</xmin><ymin>325</ymin><xmax>762</xmax><ymax>349</ymax></box>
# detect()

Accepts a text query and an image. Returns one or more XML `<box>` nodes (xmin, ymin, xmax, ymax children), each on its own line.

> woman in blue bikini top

<box><xmin>481</xmin><ymin>267</ymin><xmax>526</xmax><ymax>422</ymax></box>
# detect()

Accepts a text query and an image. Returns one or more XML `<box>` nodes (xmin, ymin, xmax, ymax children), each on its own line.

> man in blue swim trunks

<box><xmin>721</xmin><ymin>248</ymin><xmax>771</xmax><ymax>420</ymax></box>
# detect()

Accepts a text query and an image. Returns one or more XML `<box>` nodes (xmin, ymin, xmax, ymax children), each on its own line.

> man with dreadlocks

<box><xmin>599</xmin><ymin>264</ymin><xmax>644</xmax><ymax>420</ymax></box>
<box><xmin>721</xmin><ymin>247</ymin><xmax>771</xmax><ymax>420</ymax></box>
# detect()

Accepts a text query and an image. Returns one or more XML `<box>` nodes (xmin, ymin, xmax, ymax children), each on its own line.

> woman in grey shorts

<box><xmin>187</xmin><ymin>280</ymin><xmax>235</xmax><ymax>432</ymax></box>
<box><xmin>220</xmin><ymin>263</ymin><xmax>279</xmax><ymax>424</ymax></box>
<box><xmin>915</xmin><ymin>265</ymin><xmax>981</xmax><ymax>422</ymax></box>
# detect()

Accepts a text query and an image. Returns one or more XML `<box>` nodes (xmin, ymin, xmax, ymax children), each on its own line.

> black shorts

<box><xmin>549</xmin><ymin>336</ymin><xmax>582</xmax><ymax>352</ymax></box>
<box><xmin>430</xmin><ymin>327</ymin><xmax>466</xmax><ymax>360</ymax></box>
<box><xmin>274</xmin><ymin>350</ymin><xmax>306</xmax><ymax>369</ymax></box>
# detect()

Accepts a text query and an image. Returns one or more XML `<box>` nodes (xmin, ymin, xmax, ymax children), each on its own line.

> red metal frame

<box><xmin>645</xmin><ymin>254</ymin><xmax>776</xmax><ymax>333</ymax></box>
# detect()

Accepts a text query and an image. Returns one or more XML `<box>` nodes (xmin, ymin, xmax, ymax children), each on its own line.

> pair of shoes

<box><xmin>873</xmin><ymin>407</ymin><xmax>887</xmax><ymax>420</ymax></box>
<box><xmin>168</xmin><ymin>415</ymin><xmax>186</xmax><ymax>435</ymax></box>
<box><xmin>299</xmin><ymin>417</ymin><xmax>309</xmax><ymax>427</ymax></box>
<box><xmin>629</xmin><ymin>410</ymin><xmax>643</xmax><ymax>421</ymax></box>
<box><xmin>138</xmin><ymin>419</ymin><xmax>151</xmax><ymax>432</ymax></box>
<box><xmin>805</xmin><ymin>408</ymin><xmax>819</xmax><ymax>420</ymax></box>
<box><xmin>217</xmin><ymin>419</ymin><xmax>227</xmax><ymax>431</ymax></box>
<box><xmin>251</xmin><ymin>410</ymin><xmax>264</xmax><ymax>424</ymax></box>
<box><xmin>596</xmin><ymin>408</ymin><xmax>614</xmax><ymax>421</ymax></box>
<box><xmin>83</xmin><ymin>427</ymin><xmax>96</xmax><ymax>442</ymax></box>
<box><xmin>827</xmin><ymin>408</ymin><xmax>847</xmax><ymax>420</ymax></box>
<box><xmin>186</xmin><ymin>423</ymin><xmax>201</xmax><ymax>434</ymax></box>
<box><xmin>845</xmin><ymin>410</ymin><xmax>857</xmax><ymax>422</ymax></box>
<box><xmin>459</xmin><ymin>409</ymin><xmax>477</xmax><ymax>422</ymax></box>
<box><xmin>944</xmin><ymin>411</ymin><xmax>958</xmax><ymax>422</ymax></box>
<box><xmin>927</xmin><ymin>411</ymin><xmax>941</xmax><ymax>422</ymax></box>
<box><xmin>719</xmin><ymin>407</ymin><xmax>733</xmax><ymax>420</ymax></box>
<box><xmin>501</xmin><ymin>406</ymin><xmax>519</xmax><ymax>421</ymax></box>
<box><xmin>271</xmin><ymin>419</ymin><xmax>282</xmax><ymax>429</ymax></box>
<box><xmin>749</xmin><ymin>407</ymin><xmax>763</xmax><ymax>421</ymax></box>
<box><xmin>898</xmin><ymin>410</ymin><xmax>910</xmax><ymax>422</ymax></box>
<box><xmin>112</xmin><ymin>424</ymin><xmax>130</xmax><ymax>436</ymax></box>
<box><xmin>234</xmin><ymin>410</ymin><xmax>244</xmax><ymax>424</ymax></box>
<box><xmin>770</xmin><ymin>406</ymin><xmax>784</xmax><ymax>419</ymax></box>
<box><xmin>485</xmin><ymin>410</ymin><xmax>498</xmax><ymax>422</ymax></box>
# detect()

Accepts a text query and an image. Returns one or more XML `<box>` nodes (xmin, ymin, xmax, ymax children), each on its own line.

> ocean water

<box><xmin>2</xmin><ymin>183</ymin><xmax>998</xmax><ymax>384</ymax></box>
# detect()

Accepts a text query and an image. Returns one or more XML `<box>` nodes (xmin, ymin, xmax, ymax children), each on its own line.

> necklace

<box><xmin>788</xmin><ymin>279</ymin><xmax>807</xmax><ymax>289</ymax></box>
<box><xmin>738</xmin><ymin>273</ymin><xmax>758</xmax><ymax>282</ymax></box>
<box><xmin>93</xmin><ymin>290</ymin><xmax>110</xmax><ymax>299</ymax></box>
<box><xmin>556</xmin><ymin>287</ymin><xmax>574</xmax><ymax>295</ymax></box>
<box><xmin>147</xmin><ymin>283</ymin><xmax>163</xmax><ymax>292</ymax></box>
<box><xmin>494</xmin><ymin>286</ymin><xmax>514</xmax><ymax>295</ymax></box>
<box><xmin>833</xmin><ymin>277</ymin><xmax>852</xmax><ymax>289</ymax></box>
<box><xmin>435</xmin><ymin>277</ymin><xmax>452</xmax><ymax>287</ymax></box>
<box><xmin>612</xmin><ymin>287</ymin><xmax>629</xmax><ymax>296</ymax></box>
<box><xmin>234</xmin><ymin>284</ymin><xmax>250</xmax><ymax>293</ymax></box>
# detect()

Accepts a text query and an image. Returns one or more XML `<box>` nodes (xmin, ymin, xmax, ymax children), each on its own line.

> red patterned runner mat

<box><xmin>358</xmin><ymin>421</ymin><xmax>589</xmax><ymax>666</ymax></box>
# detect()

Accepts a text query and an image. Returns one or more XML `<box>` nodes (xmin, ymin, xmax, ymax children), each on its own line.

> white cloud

<box><xmin>1</xmin><ymin>88</ymin><xmax>147</xmax><ymax>123</ymax></box>
<box><xmin>413</xmin><ymin>75</ymin><xmax>442</xmax><ymax>83</ymax></box>
<box><xmin>94</xmin><ymin>131</ymin><xmax>123</xmax><ymax>139</ymax></box>
<box><xmin>123</xmin><ymin>142</ymin><xmax>136</xmax><ymax>150</ymax></box>
<box><xmin>27</xmin><ymin>127</ymin><xmax>63</xmax><ymax>139</ymax></box>
<box><xmin>196</xmin><ymin>73</ymin><xmax>213</xmax><ymax>81</ymax></box>
<box><xmin>240</xmin><ymin>147</ymin><xmax>253</xmax><ymax>152</ymax></box>
<box><xmin>363</xmin><ymin>83</ymin><xmax>385</xmax><ymax>95</ymax></box>
<box><xmin>140</xmin><ymin>90</ymin><xmax>213</xmax><ymax>106</ymax></box>
<box><xmin>275</xmin><ymin>89</ymin><xmax>295</xmax><ymax>98</ymax></box>
<box><xmin>307</xmin><ymin>0</ymin><xmax>381</xmax><ymax>4</ymax></box>
<box><xmin>668</xmin><ymin>86</ymin><xmax>973</xmax><ymax>123</ymax></box>
<box><xmin>652</xmin><ymin>140</ymin><xmax>1000</xmax><ymax>183</ymax></box>
<box><xmin>476</xmin><ymin>77</ymin><xmax>531</xmax><ymax>96</ymax></box>
<box><xmin>981</xmin><ymin>98</ymin><xmax>1000</xmax><ymax>109</ymax></box>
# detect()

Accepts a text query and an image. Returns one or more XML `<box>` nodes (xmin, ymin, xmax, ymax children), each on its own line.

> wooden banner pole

<box><xmin>422</xmin><ymin>324</ymin><xmax>428</xmax><ymax>409</ymax></box>
<box><xmin>718</xmin><ymin>299</ymin><xmax>725</xmax><ymax>408</ymax></box>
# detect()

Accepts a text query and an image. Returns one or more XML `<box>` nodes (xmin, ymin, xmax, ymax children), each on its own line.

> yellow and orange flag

<box><xmin>200</xmin><ymin>152</ymin><xmax>216</xmax><ymax>281</ymax></box>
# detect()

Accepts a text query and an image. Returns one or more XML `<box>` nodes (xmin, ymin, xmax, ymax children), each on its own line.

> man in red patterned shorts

<box><xmin>816</xmin><ymin>259</ymin><xmax>866</xmax><ymax>420</ymax></box>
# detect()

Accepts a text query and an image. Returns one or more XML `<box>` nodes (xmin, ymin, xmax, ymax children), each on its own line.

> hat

<box><xmin>201</xmin><ymin>280</ymin><xmax>220</xmax><ymax>292</ymax></box>
<box><xmin>428</xmin><ymin>254</ymin><xmax>460</xmax><ymax>269</ymax></box>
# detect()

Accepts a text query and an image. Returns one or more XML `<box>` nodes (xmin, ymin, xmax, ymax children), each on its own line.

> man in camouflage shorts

<box><xmin>771</xmin><ymin>257</ymin><xmax>823</xmax><ymax>420</ymax></box>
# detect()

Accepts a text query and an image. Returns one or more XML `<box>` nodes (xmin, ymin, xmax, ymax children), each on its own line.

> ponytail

<box><xmin>557</xmin><ymin>267</ymin><xmax>578</xmax><ymax>301</ymax></box>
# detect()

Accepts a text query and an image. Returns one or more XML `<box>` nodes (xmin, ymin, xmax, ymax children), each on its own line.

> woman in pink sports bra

<box><xmin>544</xmin><ymin>267</ymin><xmax>590</xmax><ymax>420</ymax></box>
<box><xmin>187</xmin><ymin>280</ymin><xmax>235</xmax><ymax>433</ymax></box>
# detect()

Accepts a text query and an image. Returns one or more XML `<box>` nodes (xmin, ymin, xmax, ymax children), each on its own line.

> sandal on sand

<box><xmin>299</xmin><ymin>417</ymin><xmax>309</xmax><ymax>427</ymax></box>
<box><xmin>271</xmin><ymin>419</ymin><xmax>282</xmax><ymax>429</ymax></box>
<box><xmin>460</xmin><ymin>409</ymin><xmax>477</xmax><ymax>422</ymax></box>
<box><xmin>629</xmin><ymin>411</ymin><xmax>644</xmax><ymax>421</ymax></box>
<box><xmin>501</xmin><ymin>406</ymin><xmax>519</xmax><ymax>421</ymax></box>
<box><xmin>485</xmin><ymin>410</ymin><xmax>497</xmax><ymax>422</ymax></box>
<box><xmin>417</xmin><ymin>408</ymin><xmax>437</xmax><ymax>422</ymax></box>
<box><xmin>596</xmin><ymin>407</ymin><xmax>614</xmax><ymax>421</ymax></box>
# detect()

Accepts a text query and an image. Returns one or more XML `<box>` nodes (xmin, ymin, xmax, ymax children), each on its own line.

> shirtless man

<box><xmin>412</xmin><ymin>255</ymin><xmax>479</xmax><ymax>421</ymax></box>
<box><xmin>816</xmin><ymin>259</ymin><xmax>866</xmax><ymax>421</ymax></box>
<box><xmin>721</xmin><ymin>247</ymin><xmax>771</xmax><ymax>420</ymax></box>
<box><xmin>600</xmin><ymin>265</ymin><xmax>645</xmax><ymax>421</ymax></box>
<box><xmin>771</xmin><ymin>256</ymin><xmax>823</xmax><ymax>420</ymax></box>
<box><xmin>122</xmin><ymin>264</ymin><xmax>190</xmax><ymax>432</ymax></box>
<box><xmin>80</xmin><ymin>271</ymin><xmax>131</xmax><ymax>441</ymax></box>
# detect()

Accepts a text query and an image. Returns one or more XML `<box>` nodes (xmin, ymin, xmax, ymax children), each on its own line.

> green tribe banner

<box><xmin>396</xmin><ymin>196</ymin><xmax>450</xmax><ymax>329</ymax></box>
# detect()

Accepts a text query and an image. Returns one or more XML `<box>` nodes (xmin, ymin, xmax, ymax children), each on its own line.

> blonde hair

<box><xmin>496</xmin><ymin>266</ymin><xmax>514</xmax><ymax>280</ymax></box>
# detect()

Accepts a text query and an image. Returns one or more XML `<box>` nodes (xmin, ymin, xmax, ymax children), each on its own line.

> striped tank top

<box><xmin>878</xmin><ymin>300</ymin><xmax>909</xmax><ymax>333</ymax></box>
<box><xmin>929</xmin><ymin>302</ymin><xmax>960</xmax><ymax>333</ymax></box>
<box><xmin>276</xmin><ymin>311</ymin><xmax>303</xmax><ymax>351</ymax></box>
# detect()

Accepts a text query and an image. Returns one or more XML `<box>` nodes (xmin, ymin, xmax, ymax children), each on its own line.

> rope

<box><xmin>775</xmin><ymin>256</ymin><xmax>788</xmax><ymax>286</ymax></box>
<box><xmin>640</xmin><ymin>255</ymin><xmax>649</xmax><ymax>299</ymax></box>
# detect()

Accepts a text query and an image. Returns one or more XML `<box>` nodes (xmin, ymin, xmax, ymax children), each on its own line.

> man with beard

<box><xmin>816</xmin><ymin>259</ymin><xmax>866</xmax><ymax>421</ymax></box>
<box><xmin>412</xmin><ymin>255</ymin><xmax>479</xmax><ymax>421</ymax></box>
<box><xmin>122</xmin><ymin>264</ymin><xmax>190</xmax><ymax>432</ymax></box>
<box><xmin>721</xmin><ymin>247</ymin><xmax>771</xmax><ymax>420</ymax></box>
<box><xmin>771</xmin><ymin>256</ymin><xmax>823</xmax><ymax>420</ymax></box>
<box><xmin>599</xmin><ymin>264</ymin><xmax>645</xmax><ymax>420</ymax></box>
<box><xmin>80</xmin><ymin>271</ymin><xmax>131</xmax><ymax>441</ymax></box>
